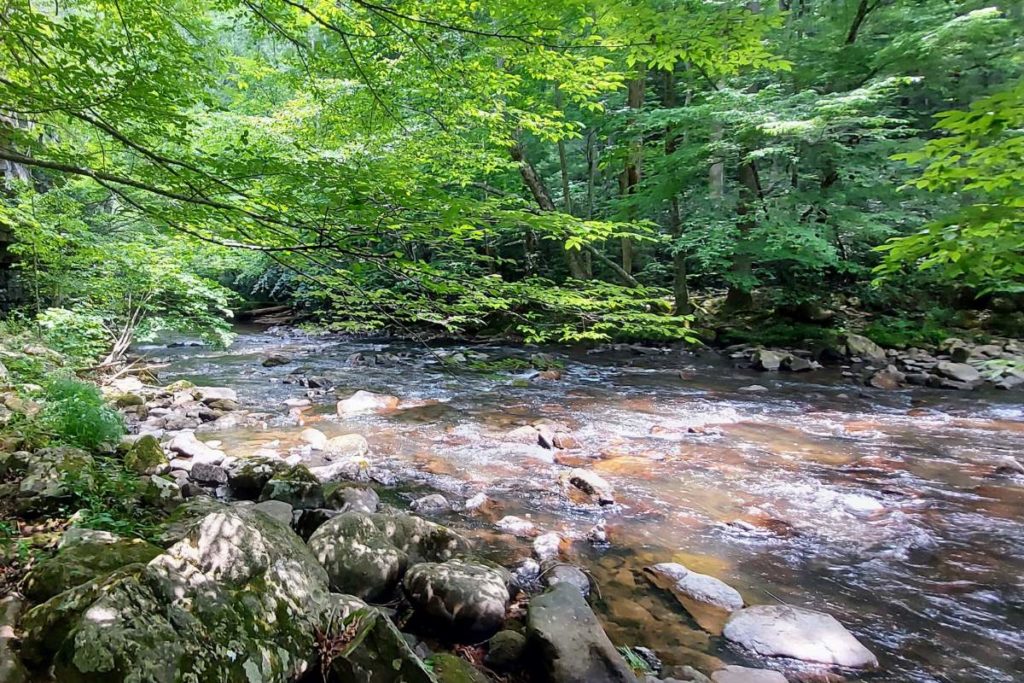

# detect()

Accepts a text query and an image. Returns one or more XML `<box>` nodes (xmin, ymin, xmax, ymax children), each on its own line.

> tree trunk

<box><xmin>620</xmin><ymin>66</ymin><xmax>645</xmax><ymax>275</ymax></box>
<box><xmin>553</xmin><ymin>85</ymin><xmax>590</xmax><ymax>280</ymax></box>
<box><xmin>662</xmin><ymin>68</ymin><xmax>691</xmax><ymax>314</ymax></box>
<box><xmin>725</xmin><ymin>162</ymin><xmax>762</xmax><ymax>310</ymax></box>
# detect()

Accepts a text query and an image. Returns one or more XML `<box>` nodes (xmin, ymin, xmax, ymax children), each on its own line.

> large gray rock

<box><xmin>20</xmin><ymin>501</ymin><xmax>354</xmax><ymax>683</ymax></box>
<box><xmin>24</xmin><ymin>532</ymin><xmax>162</xmax><ymax>602</ymax></box>
<box><xmin>722</xmin><ymin>604</ymin><xmax>878</xmax><ymax>668</ymax></box>
<box><xmin>326</xmin><ymin>485</ymin><xmax>380</xmax><ymax>513</ymax></box>
<box><xmin>935</xmin><ymin>361</ymin><xmax>982</xmax><ymax>384</ymax></box>
<box><xmin>166</xmin><ymin>431</ymin><xmax>226</xmax><ymax>465</ymax></box>
<box><xmin>751</xmin><ymin>349</ymin><xmax>784</xmax><ymax>371</ymax></box>
<box><xmin>227</xmin><ymin>456</ymin><xmax>289</xmax><ymax>498</ymax></box>
<box><xmin>308</xmin><ymin>511</ymin><xmax>469</xmax><ymax>601</ymax></box>
<box><xmin>844</xmin><ymin>334</ymin><xmax>886</xmax><ymax>364</ymax></box>
<box><xmin>323</xmin><ymin>433</ymin><xmax>370</xmax><ymax>457</ymax></box>
<box><xmin>527</xmin><ymin>582</ymin><xmax>638</xmax><ymax>683</ymax></box>
<box><xmin>645</xmin><ymin>562</ymin><xmax>743</xmax><ymax>634</ymax></box>
<box><xmin>404</xmin><ymin>559</ymin><xmax>511</xmax><ymax>639</ymax></box>
<box><xmin>259</xmin><ymin>463</ymin><xmax>325</xmax><ymax>509</ymax></box>
<box><xmin>711</xmin><ymin>665</ymin><xmax>787</xmax><ymax>683</ymax></box>
<box><xmin>195</xmin><ymin>386</ymin><xmax>237</xmax><ymax>404</ymax></box>
<box><xmin>328</xmin><ymin>608</ymin><xmax>434</xmax><ymax>683</ymax></box>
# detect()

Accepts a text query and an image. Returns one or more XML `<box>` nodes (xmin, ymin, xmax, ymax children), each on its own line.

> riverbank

<box><xmin>2</xmin><ymin>327</ymin><xmax>1023</xmax><ymax>682</ymax></box>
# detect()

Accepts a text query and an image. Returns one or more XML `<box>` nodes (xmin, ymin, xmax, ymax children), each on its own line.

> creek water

<box><xmin>145</xmin><ymin>327</ymin><xmax>1024</xmax><ymax>683</ymax></box>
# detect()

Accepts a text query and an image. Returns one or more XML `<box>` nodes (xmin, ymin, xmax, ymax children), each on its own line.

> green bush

<box><xmin>36</xmin><ymin>308</ymin><xmax>109</xmax><ymax>366</ymax></box>
<box><xmin>39</xmin><ymin>379</ymin><xmax>125</xmax><ymax>451</ymax></box>
<box><xmin>718</xmin><ymin>321</ymin><xmax>840</xmax><ymax>348</ymax></box>
<box><xmin>60</xmin><ymin>455</ymin><xmax>160</xmax><ymax>540</ymax></box>
<box><xmin>864</xmin><ymin>311</ymin><xmax>956</xmax><ymax>349</ymax></box>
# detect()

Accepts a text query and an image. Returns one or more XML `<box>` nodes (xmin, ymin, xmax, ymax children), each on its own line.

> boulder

<box><xmin>844</xmin><ymin>334</ymin><xmax>886</xmax><ymax>364</ymax></box>
<box><xmin>308</xmin><ymin>511</ymin><xmax>470</xmax><ymax>601</ymax></box>
<box><xmin>259</xmin><ymin>464</ymin><xmax>325</xmax><ymax>509</ymax></box>
<box><xmin>141</xmin><ymin>475</ymin><xmax>183</xmax><ymax>511</ymax></box>
<box><xmin>194</xmin><ymin>386</ymin><xmax>237</xmax><ymax>404</ymax></box>
<box><xmin>323</xmin><ymin>433</ymin><xmax>370</xmax><ymax>457</ymax></box>
<box><xmin>644</xmin><ymin>563</ymin><xmax>743</xmax><ymax>634</ymax></box>
<box><xmin>327</xmin><ymin>608</ymin><xmax>434</xmax><ymax>683</ymax></box>
<box><xmin>411</xmin><ymin>493</ymin><xmax>450</xmax><ymax>514</ymax></box>
<box><xmin>189</xmin><ymin>462</ymin><xmax>228</xmax><ymax>485</ymax></box>
<box><xmin>867</xmin><ymin>365</ymin><xmax>905</xmax><ymax>390</ymax></box>
<box><xmin>751</xmin><ymin>350</ymin><xmax>784</xmax><ymax>371</ymax></box>
<box><xmin>337</xmin><ymin>390</ymin><xmax>400</xmax><ymax>415</ymax></box>
<box><xmin>20</xmin><ymin>502</ymin><xmax>349</xmax><ymax>683</ymax></box>
<box><xmin>227</xmin><ymin>456</ymin><xmax>289</xmax><ymax>498</ymax></box>
<box><xmin>24</xmin><ymin>533</ymin><xmax>162</xmax><ymax>602</ymax></box>
<box><xmin>722</xmin><ymin>604</ymin><xmax>878</xmax><ymax>668</ymax></box>
<box><xmin>123</xmin><ymin>435</ymin><xmax>168</xmax><ymax>474</ymax></box>
<box><xmin>566</xmin><ymin>469</ymin><xmax>615</xmax><ymax>505</ymax></box>
<box><xmin>506</xmin><ymin>425</ymin><xmax>541</xmax><ymax>445</ymax></box>
<box><xmin>299</xmin><ymin>427</ymin><xmax>328</xmax><ymax>450</ymax></box>
<box><xmin>486</xmin><ymin>630</ymin><xmax>527</xmax><ymax>670</ymax></box>
<box><xmin>262</xmin><ymin>353</ymin><xmax>291</xmax><ymax>367</ymax></box>
<box><xmin>542</xmin><ymin>562</ymin><xmax>591</xmax><ymax>597</ymax></box>
<box><xmin>0</xmin><ymin>596</ymin><xmax>29</xmax><ymax>683</ymax></box>
<box><xmin>404</xmin><ymin>559</ymin><xmax>511</xmax><ymax>640</ymax></box>
<box><xmin>711</xmin><ymin>666</ymin><xmax>787</xmax><ymax>683</ymax></box>
<box><xmin>309</xmin><ymin>457</ymin><xmax>370</xmax><ymax>483</ymax></box>
<box><xmin>935</xmin><ymin>361</ymin><xmax>982</xmax><ymax>384</ymax></box>
<box><xmin>250</xmin><ymin>499</ymin><xmax>294</xmax><ymax>526</ymax></box>
<box><xmin>326</xmin><ymin>485</ymin><xmax>380</xmax><ymax>513</ymax></box>
<box><xmin>166</xmin><ymin>431</ymin><xmax>226</xmax><ymax>465</ymax></box>
<box><xmin>11</xmin><ymin>447</ymin><xmax>95</xmax><ymax>514</ymax></box>
<box><xmin>527</xmin><ymin>582</ymin><xmax>638</xmax><ymax>683</ymax></box>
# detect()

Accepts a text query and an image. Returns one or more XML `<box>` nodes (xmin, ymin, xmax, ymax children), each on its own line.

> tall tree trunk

<box><xmin>554</xmin><ymin>85</ymin><xmax>590</xmax><ymax>280</ymax></box>
<box><xmin>662</xmin><ymin>69</ymin><xmax>691</xmax><ymax>314</ymax></box>
<box><xmin>725</xmin><ymin>161</ymin><xmax>762</xmax><ymax>310</ymax></box>
<box><xmin>620</xmin><ymin>66</ymin><xmax>645</xmax><ymax>275</ymax></box>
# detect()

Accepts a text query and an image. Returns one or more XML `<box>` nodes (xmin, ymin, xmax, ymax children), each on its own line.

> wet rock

<box><xmin>299</xmin><ymin>427</ymin><xmax>328</xmax><ymax>450</ymax></box>
<box><xmin>324</xmin><ymin>433</ymin><xmax>370</xmax><ymax>457</ymax></box>
<box><xmin>644</xmin><ymin>563</ymin><xmax>743</xmax><ymax>634</ymax></box>
<box><xmin>533</xmin><ymin>532</ymin><xmax>562</xmax><ymax>561</ymax></box>
<box><xmin>431</xmin><ymin>653</ymin><xmax>489</xmax><ymax>682</ymax></box>
<box><xmin>513</xmin><ymin>558</ymin><xmax>542</xmax><ymax>588</ymax></box>
<box><xmin>195</xmin><ymin>386</ymin><xmax>237</xmax><ymax>404</ymax></box>
<box><xmin>328</xmin><ymin>608</ymin><xmax>434</xmax><ymax>683</ymax></box>
<box><xmin>994</xmin><ymin>455</ymin><xmax>1024</xmax><ymax>475</ymax></box>
<box><xmin>711</xmin><ymin>665</ymin><xmax>787</xmax><ymax>683</ymax></box>
<box><xmin>463</xmin><ymin>491</ymin><xmax>491</xmax><ymax>512</ymax></box>
<box><xmin>24</xmin><ymin>532</ymin><xmax>162</xmax><ymax>602</ymax></box>
<box><xmin>844</xmin><ymin>334</ymin><xmax>886</xmax><ymax>364</ymax></box>
<box><xmin>507</xmin><ymin>425</ymin><xmax>541</xmax><ymax>445</ymax></box>
<box><xmin>262</xmin><ymin>353</ymin><xmax>291</xmax><ymax>367</ymax></box>
<box><xmin>486</xmin><ymin>630</ymin><xmax>527</xmax><ymax>670</ymax></box>
<box><xmin>496</xmin><ymin>515</ymin><xmax>537</xmax><ymax>537</ymax></box>
<box><xmin>527</xmin><ymin>582</ymin><xmax>639</xmax><ymax>683</ymax></box>
<box><xmin>227</xmin><ymin>456</ymin><xmax>289</xmax><ymax>499</ymax></box>
<box><xmin>284</xmin><ymin>397</ymin><xmax>311</xmax><ymax>408</ymax></box>
<box><xmin>260</xmin><ymin>464</ymin><xmax>325</xmax><ymax>509</ymax></box>
<box><xmin>309</xmin><ymin>457</ymin><xmax>370</xmax><ymax>483</ymax></box>
<box><xmin>205</xmin><ymin>398</ymin><xmax>239</xmax><ymax>411</ymax></box>
<box><xmin>20</xmin><ymin>502</ymin><xmax>345</xmax><ymax>683</ymax></box>
<box><xmin>326</xmin><ymin>485</ymin><xmax>380</xmax><ymax>513</ymax></box>
<box><xmin>723</xmin><ymin>604</ymin><xmax>878</xmax><ymax>668</ymax></box>
<box><xmin>307</xmin><ymin>511</ymin><xmax>469</xmax><ymax>601</ymax></box>
<box><xmin>337</xmin><ymin>390</ymin><xmax>400</xmax><ymax>415</ymax></box>
<box><xmin>566</xmin><ymin>468</ymin><xmax>615</xmax><ymax>505</ymax></box>
<box><xmin>934</xmin><ymin>361</ymin><xmax>982</xmax><ymax>385</ymax></box>
<box><xmin>751</xmin><ymin>349</ymin><xmax>784</xmax><ymax>371</ymax></box>
<box><xmin>867</xmin><ymin>365</ymin><xmax>905</xmax><ymax>390</ymax></box>
<box><xmin>780</xmin><ymin>355</ymin><xmax>812</xmax><ymax>372</ymax></box>
<box><xmin>738</xmin><ymin>384</ymin><xmax>769</xmax><ymax>393</ymax></box>
<box><xmin>404</xmin><ymin>559</ymin><xmax>511</xmax><ymax>639</ymax></box>
<box><xmin>189</xmin><ymin>462</ymin><xmax>228</xmax><ymax>486</ymax></box>
<box><xmin>842</xmin><ymin>493</ymin><xmax>884</xmax><ymax>516</ymax></box>
<box><xmin>250</xmin><ymin>499</ymin><xmax>294</xmax><ymax>526</ymax></box>
<box><xmin>411</xmin><ymin>493</ymin><xmax>450</xmax><ymax>514</ymax></box>
<box><xmin>166</xmin><ymin>431</ymin><xmax>226</xmax><ymax>465</ymax></box>
<box><xmin>542</xmin><ymin>562</ymin><xmax>591</xmax><ymax>597</ymax></box>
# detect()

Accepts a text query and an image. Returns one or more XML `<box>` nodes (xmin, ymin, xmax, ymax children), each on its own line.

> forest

<box><xmin>0</xmin><ymin>2</ymin><xmax>1022</xmax><ymax>683</ymax></box>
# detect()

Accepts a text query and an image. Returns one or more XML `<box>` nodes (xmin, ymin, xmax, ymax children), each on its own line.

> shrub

<box><xmin>35</xmin><ymin>308</ymin><xmax>109</xmax><ymax>366</ymax></box>
<box><xmin>60</xmin><ymin>455</ymin><xmax>160</xmax><ymax>539</ymax></box>
<box><xmin>39</xmin><ymin>379</ymin><xmax>124</xmax><ymax>451</ymax></box>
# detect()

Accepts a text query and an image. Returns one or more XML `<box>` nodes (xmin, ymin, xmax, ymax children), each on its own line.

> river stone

<box><xmin>328</xmin><ymin>608</ymin><xmax>434</xmax><ymax>683</ymax></box>
<box><xmin>23</xmin><ymin>534</ymin><xmax>162</xmax><ymax>602</ymax></box>
<box><xmin>262</xmin><ymin>353</ymin><xmax>291</xmax><ymax>367</ymax></box>
<box><xmin>751</xmin><ymin>349</ymin><xmax>784</xmax><ymax>371</ymax></box>
<box><xmin>12</xmin><ymin>447</ymin><xmax>95</xmax><ymax>514</ymax></box>
<box><xmin>496</xmin><ymin>515</ymin><xmax>536</xmax><ymax>537</ymax></box>
<box><xmin>430</xmin><ymin>653</ymin><xmax>489</xmax><ymax>683</ymax></box>
<box><xmin>19</xmin><ymin>502</ymin><xmax>347</xmax><ymax>683</ymax></box>
<box><xmin>123</xmin><ymin>434</ymin><xmax>168</xmax><ymax>474</ymax></box>
<box><xmin>337</xmin><ymin>390</ymin><xmax>400</xmax><ymax>415</ymax></box>
<box><xmin>711</xmin><ymin>666</ymin><xmax>787</xmax><ymax>683</ymax></box>
<box><xmin>308</xmin><ymin>511</ymin><xmax>470</xmax><ymax>601</ymax></box>
<box><xmin>228</xmin><ymin>456</ymin><xmax>289</xmax><ymax>498</ymax></box>
<box><xmin>844</xmin><ymin>334</ymin><xmax>886</xmax><ymax>364</ymax></box>
<box><xmin>259</xmin><ymin>463</ymin><xmax>325</xmax><ymax>509</ymax></box>
<box><xmin>189</xmin><ymin>462</ymin><xmax>228</xmax><ymax>485</ymax></box>
<box><xmin>326</xmin><ymin>485</ymin><xmax>380</xmax><ymax>513</ymax></box>
<box><xmin>533</xmin><ymin>532</ymin><xmax>562</xmax><ymax>561</ymax></box>
<box><xmin>404</xmin><ymin>559</ymin><xmax>511</xmax><ymax>639</ymax></box>
<box><xmin>781</xmin><ymin>355</ymin><xmax>812</xmax><ymax>372</ymax></box>
<box><xmin>166</xmin><ymin>431</ymin><xmax>225</xmax><ymax>465</ymax></box>
<box><xmin>542</xmin><ymin>562</ymin><xmax>591</xmax><ymax>597</ymax></box>
<box><xmin>299</xmin><ymin>427</ymin><xmax>328</xmax><ymax>450</ymax></box>
<box><xmin>410</xmin><ymin>493</ymin><xmax>450</xmax><ymax>514</ymax></box>
<box><xmin>935</xmin><ymin>361</ymin><xmax>982</xmax><ymax>384</ymax></box>
<box><xmin>309</xmin><ymin>457</ymin><xmax>370</xmax><ymax>482</ymax></box>
<box><xmin>250</xmin><ymin>499</ymin><xmax>295</xmax><ymax>526</ymax></box>
<box><xmin>527</xmin><ymin>582</ymin><xmax>639</xmax><ymax>683</ymax></box>
<box><xmin>195</xmin><ymin>386</ymin><xmax>237</xmax><ymax>403</ymax></box>
<box><xmin>645</xmin><ymin>563</ymin><xmax>743</xmax><ymax>634</ymax></box>
<box><xmin>486</xmin><ymin>629</ymin><xmax>527</xmax><ymax>670</ymax></box>
<box><xmin>867</xmin><ymin>365</ymin><xmax>905</xmax><ymax>390</ymax></box>
<box><xmin>722</xmin><ymin>605</ymin><xmax>878</xmax><ymax>668</ymax></box>
<box><xmin>566</xmin><ymin>468</ymin><xmax>615</xmax><ymax>505</ymax></box>
<box><xmin>323</xmin><ymin>433</ymin><xmax>370</xmax><ymax>457</ymax></box>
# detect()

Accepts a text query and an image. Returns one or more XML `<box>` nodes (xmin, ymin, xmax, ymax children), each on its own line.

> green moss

<box><xmin>124</xmin><ymin>435</ymin><xmax>168</xmax><ymax>474</ymax></box>
<box><xmin>429</xmin><ymin>653</ymin><xmax>488</xmax><ymax>683</ymax></box>
<box><xmin>24</xmin><ymin>537</ymin><xmax>162</xmax><ymax>602</ymax></box>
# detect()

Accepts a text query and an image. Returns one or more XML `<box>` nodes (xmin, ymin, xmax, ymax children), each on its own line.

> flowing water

<box><xmin>145</xmin><ymin>327</ymin><xmax>1024</xmax><ymax>683</ymax></box>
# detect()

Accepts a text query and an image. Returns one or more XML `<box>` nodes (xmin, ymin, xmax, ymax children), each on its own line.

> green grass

<box><xmin>40</xmin><ymin>378</ymin><xmax>125</xmax><ymax>451</ymax></box>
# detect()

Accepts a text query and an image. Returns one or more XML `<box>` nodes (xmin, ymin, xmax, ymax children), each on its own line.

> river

<box><xmin>143</xmin><ymin>327</ymin><xmax>1024</xmax><ymax>683</ymax></box>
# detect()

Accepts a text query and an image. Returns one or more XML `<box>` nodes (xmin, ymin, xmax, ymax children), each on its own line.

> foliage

<box><xmin>617</xmin><ymin>646</ymin><xmax>654</xmax><ymax>675</ymax></box>
<box><xmin>864</xmin><ymin>313</ymin><xmax>957</xmax><ymax>350</ymax></box>
<box><xmin>60</xmin><ymin>455</ymin><xmax>160</xmax><ymax>540</ymax></box>
<box><xmin>38</xmin><ymin>379</ymin><xmax>125</xmax><ymax>451</ymax></box>
<box><xmin>35</xmin><ymin>308</ymin><xmax>109</xmax><ymax>366</ymax></box>
<box><xmin>717</xmin><ymin>321</ymin><xmax>840</xmax><ymax>348</ymax></box>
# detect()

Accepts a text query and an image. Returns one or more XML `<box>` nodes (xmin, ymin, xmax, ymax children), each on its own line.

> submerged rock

<box><xmin>527</xmin><ymin>582</ymin><xmax>638</xmax><ymax>683</ymax></box>
<box><xmin>323</xmin><ymin>433</ymin><xmax>370</xmax><ymax>457</ymax></box>
<box><xmin>404</xmin><ymin>559</ymin><xmax>511</xmax><ymax>639</ymax></box>
<box><xmin>307</xmin><ymin>511</ymin><xmax>469</xmax><ymax>601</ymax></box>
<box><xmin>722</xmin><ymin>604</ymin><xmax>878</xmax><ymax>668</ymax></box>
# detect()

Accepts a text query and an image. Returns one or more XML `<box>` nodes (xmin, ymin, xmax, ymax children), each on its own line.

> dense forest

<box><xmin>1</xmin><ymin>3</ymin><xmax>1023</xmax><ymax>683</ymax></box>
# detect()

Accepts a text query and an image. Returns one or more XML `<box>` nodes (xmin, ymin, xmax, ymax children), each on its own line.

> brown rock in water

<box><xmin>336</xmin><ymin>390</ymin><xmax>400</xmax><ymax>415</ymax></box>
<box><xmin>644</xmin><ymin>562</ymin><xmax>743</xmax><ymax>635</ymax></box>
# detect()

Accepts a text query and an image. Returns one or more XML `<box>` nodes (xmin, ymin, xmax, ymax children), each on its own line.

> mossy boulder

<box><xmin>260</xmin><ymin>463</ymin><xmax>325</xmax><ymax>509</ymax></box>
<box><xmin>24</xmin><ymin>533</ymin><xmax>162</xmax><ymax>602</ymax></box>
<box><xmin>11</xmin><ymin>447</ymin><xmax>95</xmax><ymax>515</ymax></box>
<box><xmin>308</xmin><ymin>511</ymin><xmax>470</xmax><ymax>601</ymax></box>
<box><xmin>404</xmin><ymin>560</ymin><xmax>511</xmax><ymax>640</ymax></box>
<box><xmin>227</xmin><ymin>456</ymin><xmax>290</xmax><ymax>499</ymax></box>
<box><xmin>123</xmin><ymin>435</ymin><xmax>168</xmax><ymax>475</ymax></box>
<box><xmin>328</xmin><ymin>608</ymin><xmax>435</xmax><ymax>683</ymax></box>
<box><xmin>430</xmin><ymin>653</ymin><xmax>489</xmax><ymax>683</ymax></box>
<box><xmin>20</xmin><ymin>502</ymin><xmax>359</xmax><ymax>683</ymax></box>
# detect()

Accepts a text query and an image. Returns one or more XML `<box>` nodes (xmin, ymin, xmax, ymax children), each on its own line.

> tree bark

<box><xmin>620</xmin><ymin>66</ymin><xmax>645</xmax><ymax>275</ymax></box>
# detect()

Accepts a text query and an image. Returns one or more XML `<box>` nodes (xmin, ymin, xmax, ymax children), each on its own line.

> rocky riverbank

<box><xmin>0</xmin><ymin>370</ymin><xmax>886</xmax><ymax>683</ymax></box>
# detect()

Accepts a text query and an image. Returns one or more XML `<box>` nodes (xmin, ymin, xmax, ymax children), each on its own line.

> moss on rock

<box><xmin>123</xmin><ymin>435</ymin><xmax>167</xmax><ymax>474</ymax></box>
